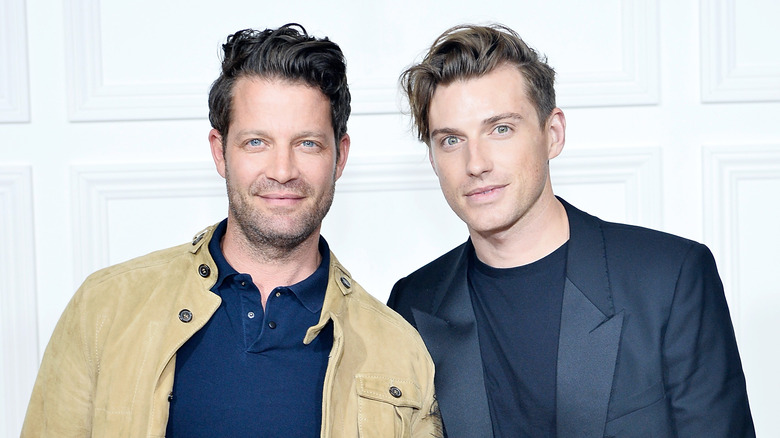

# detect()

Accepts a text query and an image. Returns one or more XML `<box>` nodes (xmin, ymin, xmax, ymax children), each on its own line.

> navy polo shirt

<box><xmin>166</xmin><ymin>220</ymin><xmax>333</xmax><ymax>437</ymax></box>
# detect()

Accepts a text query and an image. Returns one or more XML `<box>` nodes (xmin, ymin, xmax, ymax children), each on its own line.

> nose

<box><xmin>465</xmin><ymin>141</ymin><xmax>491</xmax><ymax>177</ymax></box>
<box><xmin>265</xmin><ymin>147</ymin><xmax>299</xmax><ymax>183</ymax></box>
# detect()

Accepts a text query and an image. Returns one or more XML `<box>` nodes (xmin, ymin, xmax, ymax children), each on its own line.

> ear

<box><xmin>333</xmin><ymin>134</ymin><xmax>351</xmax><ymax>181</ymax></box>
<box><xmin>209</xmin><ymin>128</ymin><xmax>227</xmax><ymax>179</ymax></box>
<box><xmin>546</xmin><ymin>108</ymin><xmax>566</xmax><ymax>160</ymax></box>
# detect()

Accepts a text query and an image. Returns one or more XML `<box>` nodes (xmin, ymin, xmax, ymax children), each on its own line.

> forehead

<box><xmin>229</xmin><ymin>76</ymin><xmax>333</xmax><ymax>130</ymax></box>
<box><xmin>429</xmin><ymin>65</ymin><xmax>536</xmax><ymax>126</ymax></box>
<box><xmin>231</xmin><ymin>76</ymin><xmax>328</xmax><ymax>108</ymax></box>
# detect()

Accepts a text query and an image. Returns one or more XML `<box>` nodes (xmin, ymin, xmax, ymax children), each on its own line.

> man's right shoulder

<box><xmin>388</xmin><ymin>241</ymin><xmax>468</xmax><ymax>324</ymax></box>
<box><xmin>82</xmin><ymin>241</ymin><xmax>195</xmax><ymax>288</ymax></box>
<box><xmin>398</xmin><ymin>243</ymin><xmax>465</xmax><ymax>285</ymax></box>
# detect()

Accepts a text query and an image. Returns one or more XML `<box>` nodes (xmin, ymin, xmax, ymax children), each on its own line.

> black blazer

<box><xmin>388</xmin><ymin>199</ymin><xmax>754</xmax><ymax>438</ymax></box>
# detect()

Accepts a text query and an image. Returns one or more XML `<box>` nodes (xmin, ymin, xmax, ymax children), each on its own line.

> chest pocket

<box><xmin>356</xmin><ymin>374</ymin><xmax>421</xmax><ymax>438</ymax></box>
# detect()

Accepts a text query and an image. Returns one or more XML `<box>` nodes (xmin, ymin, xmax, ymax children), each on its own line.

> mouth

<box><xmin>465</xmin><ymin>185</ymin><xmax>504</xmax><ymax>197</ymax></box>
<box><xmin>257</xmin><ymin>192</ymin><xmax>306</xmax><ymax>207</ymax></box>
<box><xmin>261</xmin><ymin>193</ymin><xmax>304</xmax><ymax>200</ymax></box>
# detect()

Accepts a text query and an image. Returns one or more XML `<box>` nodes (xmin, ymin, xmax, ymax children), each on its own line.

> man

<box><xmin>388</xmin><ymin>24</ymin><xmax>754</xmax><ymax>437</ymax></box>
<box><xmin>22</xmin><ymin>24</ymin><xmax>440</xmax><ymax>437</ymax></box>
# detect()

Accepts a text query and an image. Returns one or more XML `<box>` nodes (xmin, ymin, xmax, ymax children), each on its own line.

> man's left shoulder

<box><xmin>564</xmin><ymin>198</ymin><xmax>714</xmax><ymax>269</ymax></box>
<box><xmin>599</xmin><ymin>219</ymin><xmax>707</xmax><ymax>259</ymax></box>
<box><xmin>566</xmin><ymin>199</ymin><xmax>694</xmax><ymax>248</ymax></box>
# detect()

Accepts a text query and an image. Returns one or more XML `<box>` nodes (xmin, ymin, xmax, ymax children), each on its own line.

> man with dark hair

<box><xmin>388</xmin><ymin>23</ymin><xmax>754</xmax><ymax>438</ymax></box>
<box><xmin>22</xmin><ymin>24</ymin><xmax>441</xmax><ymax>437</ymax></box>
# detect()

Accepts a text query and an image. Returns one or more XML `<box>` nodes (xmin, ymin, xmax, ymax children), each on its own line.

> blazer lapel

<box><xmin>557</xmin><ymin>198</ymin><xmax>623</xmax><ymax>438</ymax></box>
<box><xmin>412</xmin><ymin>243</ymin><xmax>493</xmax><ymax>438</ymax></box>
<box><xmin>556</xmin><ymin>280</ymin><xmax>623</xmax><ymax>438</ymax></box>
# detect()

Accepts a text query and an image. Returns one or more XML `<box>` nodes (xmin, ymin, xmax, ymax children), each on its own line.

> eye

<box><xmin>301</xmin><ymin>140</ymin><xmax>317</xmax><ymax>148</ymax></box>
<box><xmin>494</xmin><ymin>125</ymin><xmax>510</xmax><ymax>134</ymax></box>
<box><xmin>248</xmin><ymin>138</ymin><xmax>263</xmax><ymax>147</ymax></box>
<box><xmin>443</xmin><ymin>136</ymin><xmax>460</xmax><ymax>146</ymax></box>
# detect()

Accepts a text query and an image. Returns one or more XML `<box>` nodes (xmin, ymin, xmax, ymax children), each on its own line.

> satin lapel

<box><xmin>557</xmin><ymin>279</ymin><xmax>623</xmax><ymax>438</ymax></box>
<box><xmin>556</xmin><ymin>198</ymin><xmax>623</xmax><ymax>438</ymax></box>
<box><xmin>411</xmin><ymin>243</ymin><xmax>493</xmax><ymax>438</ymax></box>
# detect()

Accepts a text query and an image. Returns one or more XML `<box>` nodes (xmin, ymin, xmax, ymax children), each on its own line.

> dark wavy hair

<box><xmin>401</xmin><ymin>23</ymin><xmax>556</xmax><ymax>145</ymax></box>
<box><xmin>208</xmin><ymin>24</ymin><xmax>351</xmax><ymax>150</ymax></box>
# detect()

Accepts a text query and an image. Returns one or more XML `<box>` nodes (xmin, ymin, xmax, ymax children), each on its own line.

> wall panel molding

<box><xmin>552</xmin><ymin>147</ymin><xmax>662</xmax><ymax>227</ymax></box>
<box><xmin>701</xmin><ymin>0</ymin><xmax>780</xmax><ymax>102</ymax></box>
<box><xmin>0</xmin><ymin>166</ymin><xmax>38</xmax><ymax>436</ymax></box>
<box><xmin>63</xmin><ymin>0</ymin><xmax>660</xmax><ymax>120</ymax></box>
<box><xmin>703</xmin><ymin>145</ymin><xmax>780</xmax><ymax>330</ymax></box>
<box><xmin>64</xmin><ymin>0</ymin><xmax>207</xmax><ymax>121</ymax></box>
<box><xmin>71</xmin><ymin>163</ymin><xmax>226</xmax><ymax>281</ymax></box>
<box><xmin>0</xmin><ymin>0</ymin><xmax>30</xmax><ymax>123</ymax></box>
<box><xmin>556</xmin><ymin>0</ymin><xmax>660</xmax><ymax>108</ymax></box>
<box><xmin>337</xmin><ymin>155</ymin><xmax>438</xmax><ymax>192</ymax></box>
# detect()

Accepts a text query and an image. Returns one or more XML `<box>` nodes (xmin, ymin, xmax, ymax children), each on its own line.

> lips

<box><xmin>260</xmin><ymin>192</ymin><xmax>304</xmax><ymax>200</ymax></box>
<box><xmin>465</xmin><ymin>185</ymin><xmax>504</xmax><ymax>197</ymax></box>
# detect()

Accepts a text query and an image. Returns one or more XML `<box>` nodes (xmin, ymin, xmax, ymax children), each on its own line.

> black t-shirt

<box><xmin>468</xmin><ymin>242</ymin><xmax>568</xmax><ymax>438</ymax></box>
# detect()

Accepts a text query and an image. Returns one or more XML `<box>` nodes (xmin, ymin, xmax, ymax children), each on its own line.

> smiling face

<box><xmin>210</xmin><ymin>76</ymin><xmax>349</xmax><ymax>252</ymax></box>
<box><xmin>427</xmin><ymin>64</ymin><xmax>565</xmax><ymax>240</ymax></box>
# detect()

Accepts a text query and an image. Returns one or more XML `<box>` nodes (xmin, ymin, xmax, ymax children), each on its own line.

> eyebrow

<box><xmin>483</xmin><ymin>112</ymin><xmax>524</xmax><ymax>125</ymax></box>
<box><xmin>295</xmin><ymin>131</ymin><xmax>329</xmax><ymax>141</ymax></box>
<box><xmin>430</xmin><ymin>127</ymin><xmax>462</xmax><ymax>139</ymax></box>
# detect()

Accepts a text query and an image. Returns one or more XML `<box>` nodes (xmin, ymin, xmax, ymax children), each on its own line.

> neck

<box><xmin>470</xmin><ymin>195</ymin><xmax>569</xmax><ymax>268</ymax></box>
<box><xmin>220</xmin><ymin>222</ymin><xmax>323</xmax><ymax>307</ymax></box>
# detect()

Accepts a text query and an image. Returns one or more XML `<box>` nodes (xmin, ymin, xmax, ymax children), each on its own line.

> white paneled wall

<box><xmin>703</xmin><ymin>146</ymin><xmax>780</xmax><ymax>436</ymax></box>
<box><xmin>0</xmin><ymin>167</ymin><xmax>37</xmax><ymax>438</ymax></box>
<box><xmin>700</xmin><ymin>0</ymin><xmax>780</xmax><ymax>102</ymax></box>
<box><xmin>2</xmin><ymin>0</ymin><xmax>779</xmax><ymax>435</ymax></box>
<box><xmin>0</xmin><ymin>0</ymin><xmax>29</xmax><ymax>122</ymax></box>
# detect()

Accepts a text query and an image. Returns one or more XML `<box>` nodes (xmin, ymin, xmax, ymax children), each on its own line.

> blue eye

<box><xmin>444</xmin><ymin>136</ymin><xmax>459</xmax><ymax>146</ymax></box>
<box><xmin>248</xmin><ymin>139</ymin><xmax>263</xmax><ymax>147</ymax></box>
<box><xmin>301</xmin><ymin>140</ymin><xmax>316</xmax><ymax>148</ymax></box>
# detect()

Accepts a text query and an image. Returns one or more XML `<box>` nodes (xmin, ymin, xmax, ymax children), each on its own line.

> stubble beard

<box><xmin>226</xmin><ymin>168</ymin><xmax>336</xmax><ymax>257</ymax></box>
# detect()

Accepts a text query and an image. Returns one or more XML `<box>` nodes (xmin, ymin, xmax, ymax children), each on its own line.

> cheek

<box><xmin>226</xmin><ymin>159</ymin><xmax>259</xmax><ymax>185</ymax></box>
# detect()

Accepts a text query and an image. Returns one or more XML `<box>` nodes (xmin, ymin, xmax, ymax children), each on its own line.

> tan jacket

<box><xmin>21</xmin><ymin>225</ymin><xmax>441</xmax><ymax>437</ymax></box>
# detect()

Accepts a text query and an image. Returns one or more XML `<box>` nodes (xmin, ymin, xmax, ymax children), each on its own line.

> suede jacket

<box><xmin>22</xmin><ymin>224</ymin><xmax>441</xmax><ymax>437</ymax></box>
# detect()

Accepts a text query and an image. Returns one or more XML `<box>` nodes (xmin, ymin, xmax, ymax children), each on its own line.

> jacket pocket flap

<box><xmin>355</xmin><ymin>374</ymin><xmax>422</xmax><ymax>409</ymax></box>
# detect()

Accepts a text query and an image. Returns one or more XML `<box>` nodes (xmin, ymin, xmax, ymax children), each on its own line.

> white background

<box><xmin>2</xmin><ymin>0</ymin><xmax>779</xmax><ymax>436</ymax></box>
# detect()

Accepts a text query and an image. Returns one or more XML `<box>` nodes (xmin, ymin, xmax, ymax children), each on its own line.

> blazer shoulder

<box><xmin>395</xmin><ymin>242</ymin><xmax>468</xmax><ymax>288</ymax></box>
<box><xmin>563</xmin><ymin>196</ymin><xmax>704</xmax><ymax>258</ymax></box>
<box><xmin>599</xmin><ymin>219</ymin><xmax>706</xmax><ymax>259</ymax></box>
<box><xmin>388</xmin><ymin>242</ymin><xmax>468</xmax><ymax>323</ymax></box>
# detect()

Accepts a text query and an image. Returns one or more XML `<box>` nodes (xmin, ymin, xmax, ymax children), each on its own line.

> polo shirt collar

<box><xmin>208</xmin><ymin>219</ymin><xmax>330</xmax><ymax>314</ymax></box>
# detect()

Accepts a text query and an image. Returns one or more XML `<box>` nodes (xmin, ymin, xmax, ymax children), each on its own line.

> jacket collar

<box><xmin>412</xmin><ymin>198</ymin><xmax>622</xmax><ymax>438</ymax></box>
<box><xmin>303</xmin><ymin>252</ymin><xmax>353</xmax><ymax>344</ymax></box>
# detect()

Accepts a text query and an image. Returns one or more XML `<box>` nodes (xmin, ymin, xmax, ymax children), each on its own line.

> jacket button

<box><xmin>178</xmin><ymin>309</ymin><xmax>193</xmax><ymax>323</ymax></box>
<box><xmin>389</xmin><ymin>386</ymin><xmax>402</xmax><ymax>398</ymax></box>
<box><xmin>198</xmin><ymin>264</ymin><xmax>211</xmax><ymax>278</ymax></box>
<box><xmin>340</xmin><ymin>276</ymin><xmax>351</xmax><ymax>288</ymax></box>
